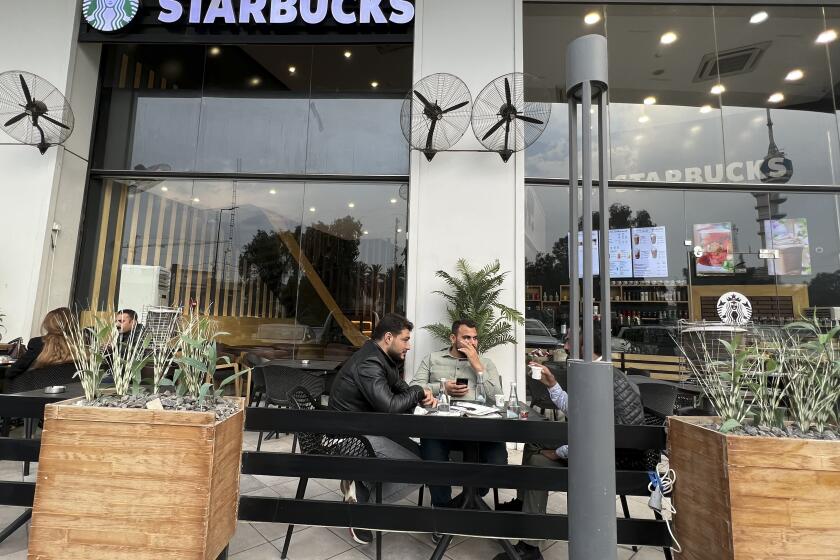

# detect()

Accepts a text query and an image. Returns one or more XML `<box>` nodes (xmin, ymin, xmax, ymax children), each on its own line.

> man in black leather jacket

<box><xmin>329</xmin><ymin>313</ymin><xmax>436</xmax><ymax>544</ymax></box>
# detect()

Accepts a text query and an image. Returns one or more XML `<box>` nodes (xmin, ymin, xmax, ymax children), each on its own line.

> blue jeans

<box><xmin>420</xmin><ymin>439</ymin><xmax>508</xmax><ymax>507</ymax></box>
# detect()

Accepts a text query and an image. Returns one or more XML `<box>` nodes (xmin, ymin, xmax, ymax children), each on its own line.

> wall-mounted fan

<box><xmin>0</xmin><ymin>70</ymin><xmax>74</xmax><ymax>155</ymax></box>
<box><xmin>400</xmin><ymin>73</ymin><xmax>472</xmax><ymax>161</ymax></box>
<box><xmin>472</xmin><ymin>73</ymin><xmax>550</xmax><ymax>162</ymax></box>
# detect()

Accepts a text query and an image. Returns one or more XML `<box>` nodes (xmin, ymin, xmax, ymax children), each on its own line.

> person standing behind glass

<box><xmin>411</xmin><ymin>319</ymin><xmax>506</xmax><ymax>515</ymax></box>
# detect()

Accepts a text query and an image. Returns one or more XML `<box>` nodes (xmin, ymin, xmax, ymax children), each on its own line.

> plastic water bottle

<box><xmin>474</xmin><ymin>372</ymin><xmax>487</xmax><ymax>405</ymax></box>
<box><xmin>506</xmin><ymin>382</ymin><xmax>521</xmax><ymax>419</ymax></box>
<box><xmin>437</xmin><ymin>378</ymin><xmax>450</xmax><ymax>414</ymax></box>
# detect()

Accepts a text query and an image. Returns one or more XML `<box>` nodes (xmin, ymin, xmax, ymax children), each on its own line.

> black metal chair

<box><xmin>280</xmin><ymin>386</ymin><xmax>382</xmax><ymax>560</ymax></box>
<box><xmin>257</xmin><ymin>365</ymin><xmax>326</xmax><ymax>451</ymax></box>
<box><xmin>526</xmin><ymin>362</ymin><xmax>567</xmax><ymax>420</ymax></box>
<box><xmin>4</xmin><ymin>362</ymin><xmax>77</xmax><ymax>393</ymax></box>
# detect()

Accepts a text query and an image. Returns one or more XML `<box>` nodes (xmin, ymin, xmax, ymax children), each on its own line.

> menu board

<box><xmin>609</xmin><ymin>229</ymin><xmax>633</xmax><ymax>278</ymax></box>
<box><xmin>576</xmin><ymin>231</ymin><xmax>600</xmax><ymax>277</ymax></box>
<box><xmin>693</xmin><ymin>222</ymin><xmax>734</xmax><ymax>275</ymax></box>
<box><xmin>631</xmin><ymin>226</ymin><xmax>668</xmax><ymax>277</ymax></box>
<box><xmin>764</xmin><ymin>218</ymin><xmax>811</xmax><ymax>276</ymax></box>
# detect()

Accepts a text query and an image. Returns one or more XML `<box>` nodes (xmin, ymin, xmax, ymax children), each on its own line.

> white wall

<box><xmin>406</xmin><ymin>0</ymin><xmax>527</xmax><ymax>393</ymax></box>
<box><xmin>0</xmin><ymin>0</ymin><xmax>99</xmax><ymax>341</ymax></box>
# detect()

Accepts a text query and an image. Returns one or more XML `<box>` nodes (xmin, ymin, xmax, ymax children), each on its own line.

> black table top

<box><xmin>267</xmin><ymin>359</ymin><xmax>341</xmax><ymax>372</ymax></box>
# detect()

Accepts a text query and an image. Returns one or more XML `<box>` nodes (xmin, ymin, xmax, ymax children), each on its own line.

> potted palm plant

<box><xmin>668</xmin><ymin>318</ymin><xmax>840</xmax><ymax>560</ymax></box>
<box><xmin>28</xmin><ymin>310</ymin><xmax>246</xmax><ymax>560</ymax></box>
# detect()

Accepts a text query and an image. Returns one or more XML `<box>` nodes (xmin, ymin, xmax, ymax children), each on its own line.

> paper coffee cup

<box><xmin>530</xmin><ymin>365</ymin><xmax>542</xmax><ymax>380</ymax></box>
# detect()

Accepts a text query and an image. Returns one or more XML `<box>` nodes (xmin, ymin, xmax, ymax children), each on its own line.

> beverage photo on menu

<box><xmin>764</xmin><ymin>218</ymin><xmax>811</xmax><ymax>276</ymax></box>
<box><xmin>693</xmin><ymin>222</ymin><xmax>735</xmax><ymax>275</ymax></box>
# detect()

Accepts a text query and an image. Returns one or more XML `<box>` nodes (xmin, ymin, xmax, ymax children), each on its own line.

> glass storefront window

<box><xmin>75</xmin><ymin>179</ymin><xmax>408</xmax><ymax>360</ymax></box>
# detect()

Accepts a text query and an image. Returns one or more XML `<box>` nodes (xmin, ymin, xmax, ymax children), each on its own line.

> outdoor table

<box><xmin>424</xmin><ymin>401</ymin><xmax>546</xmax><ymax>560</ymax></box>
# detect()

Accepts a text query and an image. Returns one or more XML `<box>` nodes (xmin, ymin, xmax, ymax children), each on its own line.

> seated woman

<box><xmin>5</xmin><ymin>307</ymin><xmax>77</xmax><ymax>393</ymax></box>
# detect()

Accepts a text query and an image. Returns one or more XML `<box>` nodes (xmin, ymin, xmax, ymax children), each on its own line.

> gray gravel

<box><xmin>78</xmin><ymin>391</ymin><xmax>240</xmax><ymax>421</ymax></box>
<box><xmin>708</xmin><ymin>422</ymin><xmax>839</xmax><ymax>441</ymax></box>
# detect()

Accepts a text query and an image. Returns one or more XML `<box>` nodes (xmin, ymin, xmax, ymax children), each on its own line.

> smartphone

<box><xmin>456</xmin><ymin>377</ymin><xmax>468</xmax><ymax>386</ymax></box>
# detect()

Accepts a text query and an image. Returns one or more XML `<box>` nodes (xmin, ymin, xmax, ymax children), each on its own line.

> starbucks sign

<box><xmin>82</xmin><ymin>0</ymin><xmax>141</xmax><ymax>32</ymax></box>
<box><xmin>716</xmin><ymin>292</ymin><xmax>752</xmax><ymax>326</ymax></box>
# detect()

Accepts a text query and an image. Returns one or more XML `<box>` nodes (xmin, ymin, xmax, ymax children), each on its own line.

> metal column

<box><xmin>565</xmin><ymin>34</ymin><xmax>617</xmax><ymax>560</ymax></box>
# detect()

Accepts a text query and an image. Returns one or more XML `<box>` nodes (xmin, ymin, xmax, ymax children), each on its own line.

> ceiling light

<box><xmin>710</xmin><ymin>84</ymin><xmax>725</xmax><ymax>95</ymax></box>
<box><xmin>249</xmin><ymin>76</ymin><xmax>261</xmax><ymax>86</ymax></box>
<box><xmin>700</xmin><ymin>105</ymin><xmax>713</xmax><ymax>113</ymax></box>
<box><xmin>389</xmin><ymin>198</ymin><xmax>397</xmax><ymax>204</ymax></box>
<box><xmin>785</xmin><ymin>69</ymin><xmax>804</xmax><ymax>81</ymax></box>
<box><xmin>309</xmin><ymin>206</ymin><xmax>316</xmax><ymax>212</ymax></box>
<box><xmin>643</xmin><ymin>96</ymin><xmax>657</xmax><ymax>105</ymax></box>
<box><xmin>817</xmin><ymin>29</ymin><xmax>838</xmax><ymax>44</ymax></box>
<box><xmin>690</xmin><ymin>125</ymin><xmax>701</xmax><ymax>134</ymax></box>
<box><xmin>370</xmin><ymin>81</ymin><xmax>379</xmax><ymax>88</ymax></box>
<box><xmin>160</xmin><ymin>186</ymin><xmax>168</xmax><ymax>192</ymax></box>
<box><xmin>344</xmin><ymin>50</ymin><xmax>352</xmax><ymax>58</ymax></box>
<box><xmin>634</xmin><ymin>134</ymin><xmax>644</xmax><ymax>141</ymax></box>
<box><xmin>638</xmin><ymin>115</ymin><xmax>650</xmax><ymax>124</ymax></box>
<box><xmin>192</xmin><ymin>197</ymin><xmax>200</xmax><ymax>203</ymax></box>
<box><xmin>269</xmin><ymin>189</ymin><xmax>277</xmax><ymax>195</ymax></box>
<box><xmin>348</xmin><ymin>202</ymin><xmax>355</xmax><ymax>208</ymax></box>
<box><xmin>584</xmin><ymin>12</ymin><xmax>601</xmax><ymax>25</ymax></box>
<box><xmin>660</xmin><ymin>32</ymin><xmax>678</xmax><ymax>45</ymax></box>
<box><xmin>363</xmin><ymin>230</ymin><xmax>369</xmax><ymax>235</ymax></box>
<box><xmin>397</xmin><ymin>228</ymin><xmax>403</xmax><ymax>233</ymax></box>
<box><xmin>749</xmin><ymin>11</ymin><xmax>768</xmax><ymax>24</ymax></box>
<box><xmin>209</xmin><ymin>46</ymin><xmax>221</xmax><ymax>56</ymax></box>
<box><xmin>288</xmin><ymin>66</ymin><xmax>296</xmax><ymax>74</ymax></box>
<box><xmin>768</xmin><ymin>92</ymin><xmax>784</xmax><ymax>103</ymax></box>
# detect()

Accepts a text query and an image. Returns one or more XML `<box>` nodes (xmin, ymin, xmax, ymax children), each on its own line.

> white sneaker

<box><xmin>340</xmin><ymin>480</ymin><xmax>356</xmax><ymax>501</ymax></box>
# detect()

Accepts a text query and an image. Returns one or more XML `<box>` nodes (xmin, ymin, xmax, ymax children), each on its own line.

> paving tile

<box><xmin>272</xmin><ymin>478</ymin><xmax>332</xmax><ymax>499</ymax></box>
<box><xmin>243</xmin><ymin>486</ymin><xmax>281</xmax><ymax>498</ymax></box>
<box><xmin>253</xmin><ymin>474</ymin><xmax>297</xmax><ymax>487</ymax></box>
<box><xmin>274</xmin><ymin>526</ymin><xmax>353</xmax><ymax>560</ymax></box>
<box><xmin>325</xmin><ymin>549</ymin><xmax>373</xmax><ymax>560</ymax></box>
<box><xmin>230</xmin><ymin>521</ymin><xmax>270</xmax><ymax>554</ymax></box>
<box><xmin>357</xmin><ymin>530</ymin><xmax>437</xmax><ymax>560</ymax></box>
<box><xmin>629</xmin><ymin>546</ymin><xmax>669</xmax><ymax>559</ymax></box>
<box><xmin>229</xmin><ymin>541</ymin><xmax>284</xmax><ymax>559</ymax></box>
<box><xmin>240</xmin><ymin>474</ymin><xmax>267</xmax><ymax>494</ymax></box>
<box><xmin>446</xmin><ymin>536</ymin><xmax>510</xmax><ymax>559</ymax></box>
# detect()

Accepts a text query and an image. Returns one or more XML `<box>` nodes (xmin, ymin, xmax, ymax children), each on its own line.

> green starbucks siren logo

<box><xmin>83</xmin><ymin>0</ymin><xmax>140</xmax><ymax>32</ymax></box>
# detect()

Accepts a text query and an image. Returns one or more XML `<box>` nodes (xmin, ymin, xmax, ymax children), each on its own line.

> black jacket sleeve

<box><xmin>6</xmin><ymin>337</ymin><xmax>44</xmax><ymax>379</ymax></box>
<box><xmin>355</xmin><ymin>357</ymin><xmax>425</xmax><ymax>413</ymax></box>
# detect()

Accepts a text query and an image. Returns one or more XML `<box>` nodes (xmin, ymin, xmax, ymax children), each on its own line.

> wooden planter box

<box><xmin>28</xmin><ymin>397</ymin><xmax>245</xmax><ymax>560</ymax></box>
<box><xmin>668</xmin><ymin>416</ymin><xmax>840</xmax><ymax>560</ymax></box>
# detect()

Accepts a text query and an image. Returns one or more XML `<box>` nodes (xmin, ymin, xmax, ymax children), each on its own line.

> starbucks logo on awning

<box><xmin>83</xmin><ymin>0</ymin><xmax>140</xmax><ymax>32</ymax></box>
<box><xmin>717</xmin><ymin>292</ymin><xmax>752</xmax><ymax>325</ymax></box>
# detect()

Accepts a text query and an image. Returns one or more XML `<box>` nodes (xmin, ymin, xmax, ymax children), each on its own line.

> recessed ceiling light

<box><xmin>660</xmin><ymin>32</ymin><xmax>678</xmax><ymax>45</ymax></box>
<box><xmin>584</xmin><ymin>12</ymin><xmax>601</xmax><ymax>25</ymax></box>
<box><xmin>389</xmin><ymin>198</ymin><xmax>397</xmax><ymax>204</ymax></box>
<box><xmin>363</xmin><ymin>230</ymin><xmax>369</xmax><ymax>235</ymax></box>
<box><xmin>160</xmin><ymin>186</ymin><xmax>168</xmax><ymax>192</ymax></box>
<box><xmin>643</xmin><ymin>96</ymin><xmax>657</xmax><ymax>105</ymax></box>
<box><xmin>750</xmin><ymin>11</ymin><xmax>769</xmax><ymax>24</ymax></box>
<box><xmin>710</xmin><ymin>84</ymin><xmax>725</xmax><ymax>95</ymax></box>
<box><xmin>817</xmin><ymin>29</ymin><xmax>838</xmax><ymax>44</ymax></box>
<box><xmin>397</xmin><ymin>228</ymin><xmax>403</xmax><ymax>233</ymax></box>
<box><xmin>638</xmin><ymin>115</ymin><xmax>650</xmax><ymax>124</ymax></box>
<box><xmin>192</xmin><ymin>197</ymin><xmax>200</xmax><ymax>203</ymax></box>
<box><xmin>269</xmin><ymin>189</ymin><xmax>277</xmax><ymax>195</ymax></box>
<box><xmin>344</xmin><ymin>50</ymin><xmax>352</xmax><ymax>58</ymax></box>
<box><xmin>634</xmin><ymin>134</ymin><xmax>644</xmax><ymax>141</ymax></box>
<box><xmin>690</xmin><ymin>125</ymin><xmax>701</xmax><ymax>134</ymax></box>
<box><xmin>209</xmin><ymin>46</ymin><xmax>221</xmax><ymax>56</ymax></box>
<box><xmin>249</xmin><ymin>76</ymin><xmax>261</xmax><ymax>86</ymax></box>
<box><xmin>785</xmin><ymin>69</ymin><xmax>804</xmax><ymax>82</ymax></box>
<box><xmin>370</xmin><ymin>81</ymin><xmax>379</xmax><ymax>88</ymax></box>
<box><xmin>309</xmin><ymin>206</ymin><xmax>316</xmax><ymax>212</ymax></box>
<box><xmin>288</xmin><ymin>66</ymin><xmax>296</xmax><ymax>74</ymax></box>
<box><xmin>768</xmin><ymin>92</ymin><xmax>785</xmax><ymax>103</ymax></box>
<box><xmin>700</xmin><ymin>105</ymin><xmax>713</xmax><ymax>113</ymax></box>
<box><xmin>348</xmin><ymin>202</ymin><xmax>355</xmax><ymax>208</ymax></box>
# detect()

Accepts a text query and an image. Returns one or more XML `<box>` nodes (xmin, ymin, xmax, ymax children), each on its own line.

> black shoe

<box><xmin>349</xmin><ymin>527</ymin><xmax>373</xmax><ymax>544</ymax></box>
<box><xmin>492</xmin><ymin>542</ymin><xmax>543</xmax><ymax>560</ymax></box>
<box><xmin>432</xmin><ymin>532</ymin><xmax>443</xmax><ymax>544</ymax></box>
<box><xmin>495</xmin><ymin>498</ymin><xmax>523</xmax><ymax>512</ymax></box>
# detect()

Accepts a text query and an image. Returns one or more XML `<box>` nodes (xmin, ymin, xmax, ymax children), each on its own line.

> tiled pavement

<box><xmin>0</xmin><ymin>429</ymin><xmax>671</xmax><ymax>559</ymax></box>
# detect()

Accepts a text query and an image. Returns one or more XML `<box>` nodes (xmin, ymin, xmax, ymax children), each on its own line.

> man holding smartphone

<box><xmin>411</xmin><ymin>319</ymin><xmax>507</xmax><ymax>517</ymax></box>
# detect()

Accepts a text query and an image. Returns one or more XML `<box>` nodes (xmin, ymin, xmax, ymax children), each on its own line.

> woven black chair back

<box><xmin>286</xmin><ymin>386</ymin><xmax>374</xmax><ymax>458</ymax></box>
<box><xmin>638</xmin><ymin>382</ymin><xmax>678</xmax><ymax>425</ymax></box>
<box><xmin>5</xmin><ymin>362</ymin><xmax>77</xmax><ymax>393</ymax></box>
<box><xmin>263</xmin><ymin>365</ymin><xmax>325</xmax><ymax>407</ymax></box>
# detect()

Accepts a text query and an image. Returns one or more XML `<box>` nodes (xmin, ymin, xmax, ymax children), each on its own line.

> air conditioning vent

<box><xmin>693</xmin><ymin>41</ymin><xmax>770</xmax><ymax>82</ymax></box>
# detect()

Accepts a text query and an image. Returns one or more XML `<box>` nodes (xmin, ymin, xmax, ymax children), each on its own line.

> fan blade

<box><xmin>441</xmin><ymin>100</ymin><xmax>468</xmax><ymax>114</ymax></box>
<box><xmin>425</xmin><ymin>119</ymin><xmax>437</xmax><ymax>152</ymax></box>
<box><xmin>3</xmin><ymin>112</ymin><xmax>28</xmax><ymax>127</ymax></box>
<box><xmin>514</xmin><ymin>114</ymin><xmax>544</xmax><ymax>125</ymax></box>
<box><xmin>504</xmin><ymin>78</ymin><xmax>511</xmax><ymax>106</ymax></box>
<box><xmin>413</xmin><ymin>90</ymin><xmax>434</xmax><ymax>110</ymax></box>
<box><xmin>481</xmin><ymin>118</ymin><xmax>506</xmax><ymax>141</ymax></box>
<box><xmin>503</xmin><ymin>119</ymin><xmax>511</xmax><ymax>153</ymax></box>
<box><xmin>41</xmin><ymin>114</ymin><xmax>70</xmax><ymax>130</ymax></box>
<box><xmin>19</xmin><ymin>74</ymin><xmax>32</xmax><ymax>105</ymax></box>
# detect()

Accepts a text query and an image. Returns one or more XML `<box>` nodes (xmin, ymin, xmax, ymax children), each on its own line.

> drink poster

<box><xmin>693</xmin><ymin>222</ymin><xmax>734</xmax><ymax>274</ymax></box>
<box><xmin>609</xmin><ymin>229</ymin><xmax>633</xmax><ymax>278</ymax></box>
<box><xmin>631</xmin><ymin>226</ymin><xmax>668</xmax><ymax>277</ymax></box>
<box><xmin>764</xmin><ymin>218</ymin><xmax>811</xmax><ymax>276</ymax></box>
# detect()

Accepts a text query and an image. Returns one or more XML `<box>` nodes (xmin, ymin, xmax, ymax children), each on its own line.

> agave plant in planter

<box><xmin>29</xmin><ymin>309</ymin><xmax>247</xmax><ymax>560</ymax></box>
<box><xmin>668</xmin><ymin>318</ymin><xmax>840</xmax><ymax>560</ymax></box>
